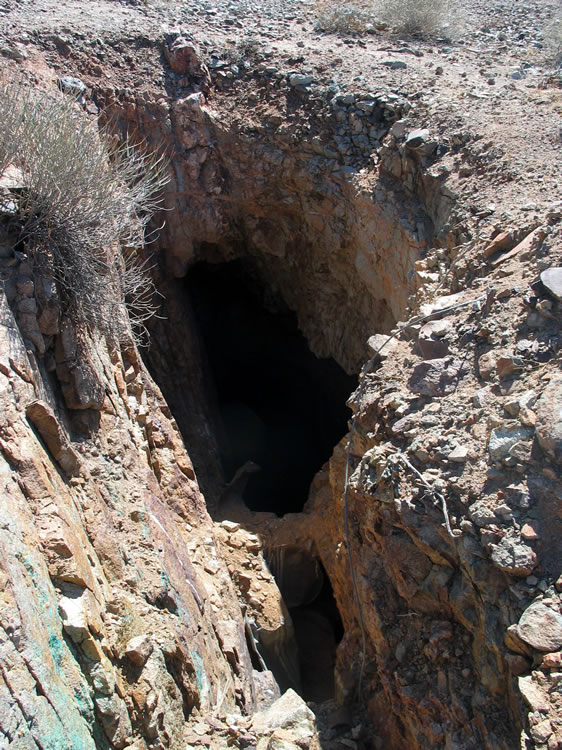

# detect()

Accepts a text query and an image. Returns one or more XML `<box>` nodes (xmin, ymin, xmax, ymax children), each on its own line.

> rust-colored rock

<box><xmin>26</xmin><ymin>399</ymin><xmax>81</xmax><ymax>476</ymax></box>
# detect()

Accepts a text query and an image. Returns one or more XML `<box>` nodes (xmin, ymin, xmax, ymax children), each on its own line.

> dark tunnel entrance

<box><xmin>265</xmin><ymin>546</ymin><xmax>344</xmax><ymax>702</ymax></box>
<box><xmin>186</xmin><ymin>259</ymin><xmax>357</xmax><ymax>516</ymax></box>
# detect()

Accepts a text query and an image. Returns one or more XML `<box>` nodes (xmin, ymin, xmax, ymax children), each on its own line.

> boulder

<box><xmin>517</xmin><ymin>602</ymin><xmax>562</xmax><ymax>652</ymax></box>
<box><xmin>367</xmin><ymin>333</ymin><xmax>397</xmax><ymax>360</ymax></box>
<box><xmin>164</xmin><ymin>38</ymin><xmax>203</xmax><ymax>75</ymax></box>
<box><xmin>489</xmin><ymin>536</ymin><xmax>536</xmax><ymax>576</ymax></box>
<box><xmin>488</xmin><ymin>426</ymin><xmax>533</xmax><ymax>462</ymax></box>
<box><xmin>125</xmin><ymin>635</ymin><xmax>153</xmax><ymax>668</ymax></box>
<box><xmin>252</xmin><ymin>689</ymin><xmax>316</xmax><ymax>745</ymax></box>
<box><xmin>57</xmin><ymin>76</ymin><xmax>86</xmax><ymax>98</ymax></box>
<box><xmin>518</xmin><ymin>675</ymin><xmax>549</xmax><ymax>712</ymax></box>
<box><xmin>418</xmin><ymin>319</ymin><xmax>451</xmax><ymax>360</ymax></box>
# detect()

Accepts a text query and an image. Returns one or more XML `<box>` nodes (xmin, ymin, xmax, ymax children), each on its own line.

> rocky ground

<box><xmin>0</xmin><ymin>0</ymin><xmax>561</xmax><ymax>749</ymax></box>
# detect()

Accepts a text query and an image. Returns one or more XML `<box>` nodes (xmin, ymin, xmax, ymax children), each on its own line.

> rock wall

<box><xmin>0</xmin><ymin>262</ymin><xmax>294</xmax><ymax>747</ymax></box>
<box><xmin>94</xmin><ymin>34</ymin><xmax>458</xmax><ymax>375</ymax></box>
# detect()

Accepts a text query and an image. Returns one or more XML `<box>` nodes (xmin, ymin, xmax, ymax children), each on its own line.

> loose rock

<box><xmin>517</xmin><ymin>602</ymin><xmax>562</xmax><ymax>652</ymax></box>
<box><xmin>540</xmin><ymin>267</ymin><xmax>562</xmax><ymax>301</ymax></box>
<box><xmin>535</xmin><ymin>376</ymin><xmax>562</xmax><ymax>463</ymax></box>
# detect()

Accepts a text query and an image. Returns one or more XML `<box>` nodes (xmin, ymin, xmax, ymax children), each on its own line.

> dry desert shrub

<box><xmin>0</xmin><ymin>81</ymin><xmax>168</xmax><ymax>341</ymax></box>
<box><xmin>315</xmin><ymin>0</ymin><xmax>456</xmax><ymax>36</ymax></box>
<box><xmin>314</xmin><ymin>0</ymin><xmax>376</xmax><ymax>34</ymax></box>
<box><xmin>544</xmin><ymin>15</ymin><xmax>562</xmax><ymax>68</ymax></box>
<box><xmin>377</xmin><ymin>0</ymin><xmax>454</xmax><ymax>36</ymax></box>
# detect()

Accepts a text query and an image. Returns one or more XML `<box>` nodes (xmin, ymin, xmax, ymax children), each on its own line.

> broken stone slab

<box><xmin>89</xmin><ymin>661</ymin><xmax>116</xmax><ymax>695</ymax></box>
<box><xmin>483</xmin><ymin>231</ymin><xmax>512</xmax><ymax>258</ymax></box>
<box><xmin>251</xmin><ymin>689</ymin><xmax>316</xmax><ymax>743</ymax></box>
<box><xmin>529</xmin><ymin>720</ymin><xmax>553</xmax><ymax>745</ymax></box>
<box><xmin>125</xmin><ymin>635</ymin><xmax>153</xmax><ymax>667</ymax></box>
<box><xmin>390</xmin><ymin>119</ymin><xmax>407</xmax><ymax>138</ymax></box>
<box><xmin>419</xmin><ymin>291</ymin><xmax>469</xmax><ymax>318</ymax></box>
<box><xmin>496</xmin><ymin>355</ymin><xmax>525</xmax><ymax>379</ymax></box>
<box><xmin>472</xmin><ymin>387</ymin><xmax>491</xmax><ymax>408</ymax></box>
<box><xmin>518</xmin><ymin>675</ymin><xmax>549</xmax><ymax>712</ymax></box>
<box><xmin>520</xmin><ymin>521</ymin><xmax>539</xmax><ymax>542</ymax></box>
<box><xmin>418</xmin><ymin>319</ymin><xmax>451</xmax><ymax>360</ymax></box>
<box><xmin>477</xmin><ymin>351</ymin><xmax>497</xmax><ymax>381</ymax></box>
<box><xmin>0</xmin><ymin>43</ymin><xmax>28</xmax><ymax>61</ymax></box>
<box><xmin>542</xmin><ymin>651</ymin><xmax>562</xmax><ymax>669</ymax></box>
<box><xmin>220</xmin><ymin>520</ymin><xmax>241</xmax><ymax>532</ymax></box>
<box><xmin>95</xmin><ymin>693</ymin><xmax>133</xmax><ymax>749</ymax></box>
<box><xmin>26</xmin><ymin>399</ymin><xmax>81</xmax><ymax>476</ymax></box>
<box><xmin>448</xmin><ymin>445</ymin><xmax>468</xmax><ymax>463</ymax></box>
<box><xmin>408</xmin><ymin>358</ymin><xmax>469</xmax><ymax>397</ymax></box>
<box><xmin>541</xmin><ymin>267</ymin><xmax>562</xmax><ymax>301</ymax></box>
<box><xmin>58</xmin><ymin>594</ymin><xmax>90</xmax><ymax>644</ymax></box>
<box><xmin>164</xmin><ymin>37</ymin><xmax>203</xmax><ymax>76</ymax></box>
<box><xmin>383</xmin><ymin>59</ymin><xmax>408</xmax><ymax>70</ymax></box>
<box><xmin>288</xmin><ymin>73</ymin><xmax>313</xmax><ymax>87</ymax></box>
<box><xmin>57</xmin><ymin>76</ymin><xmax>86</xmax><ymax>98</ymax></box>
<box><xmin>535</xmin><ymin>376</ymin><xmax>562</xmax><ymax>463</ymax></box>
<box><xmin>490</xmin><ymin>227</ymin><xmax>545</xmax><ymax>268</ymax></box>
<box><xmin>469</xmin><ymin>500</ymin><xmax>497</xmax><ymax>527</ymax></box>
<box><xmin>517</xmin><ymin>601</ymin><xmax>562</xmax><ymax>652</ymax></box>
<box><xmin>367</xmin><ymin>333</ymin><xmax>397</xmax><ymax>359</ymax></box>
<box><xmin>261</xmin><ymin>729</ymin><xmax>301</xmax><ymax>750</ymax></box>
<box><xmin>505</xmin><ymin>624</ymin><xmax>533</xmax><ymax>656</ymax></box>
<box><xmin>488</xmin><ymin>426</ymin><xmax>533</xmax><ymax>462</ymax></box>
<box><xmin>405</xmin><ymin>127</ymin><xmax>430</xmax><ymax>149</ymax></box>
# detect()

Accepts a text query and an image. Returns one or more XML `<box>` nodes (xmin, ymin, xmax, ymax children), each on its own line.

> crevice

<box><xmin>162</xmin><ymin>649</ymin><xmax>200</xmax><ymax>722</ymax></box>
<box><xmin>266</xmin><ymin>546</ymin><xmax>343</xmax><ymax>703</ymax></box>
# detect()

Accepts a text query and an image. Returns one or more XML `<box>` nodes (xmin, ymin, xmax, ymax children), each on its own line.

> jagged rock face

<box><xmin>0</xmin><ymin>236</ymin><xmax>324</xmax><ymax>749</ymax></box>
<box><xmin>0</xmin><ymin>279</ymin><xmax>270</xmax><ymax>747</ymax></box>
<box><xmin>236</xmin><ymin>274</ymin><xmax>561</xmax><ymax>749</ymax></box>
<box><xmin>95</xmin><ymin>64</ymin><xmax>454</xmax><ymax>376</ymax></box>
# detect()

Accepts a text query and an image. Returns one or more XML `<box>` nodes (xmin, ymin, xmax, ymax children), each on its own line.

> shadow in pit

<box><xmin>185</xmin><ymin>258</ymin><xmax>357</xmax><ymax>517</ymax></box>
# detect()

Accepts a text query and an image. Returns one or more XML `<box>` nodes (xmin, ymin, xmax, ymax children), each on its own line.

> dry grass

<box><xmin>378</xmin><ymin>0</ymin><xmax>454</xmax><ymax>36</ymax></box>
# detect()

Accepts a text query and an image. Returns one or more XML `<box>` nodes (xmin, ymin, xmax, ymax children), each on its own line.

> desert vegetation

<box><xmin>314</xmin><ymin>0</ymin><xmax>455</xmax><ymax>37</ymax></box>
<box><xmin>544</xmin><ymin>14</ymin><xmax>562</xmax><ymax>68</ymax></box>
<box><xmin>0</xmin><ymin>81</ymin><xmax>167</xmax><ymax>341</ymax></box>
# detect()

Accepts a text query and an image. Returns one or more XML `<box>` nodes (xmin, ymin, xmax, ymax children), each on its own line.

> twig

<box><xmin>371</xmin><ymin>289</ymin><xmax>491</xmax><ymax>360</ymax></box>
<box><xmin>392</xmin><ymin>452</ymin><xmax>455</xmax><ymax>538</ymax></box>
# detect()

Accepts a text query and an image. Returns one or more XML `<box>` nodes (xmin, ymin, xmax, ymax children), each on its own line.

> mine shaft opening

<box><xmin>291</xmin><ymin>569</ymin><xmax>344</xmax><ymax>703</ymax></box>
<box><xmin>265</xmin><ymin>546</ymin><xmax>344</xmax><ymax>702</ymax></box>
<box><xmin>186</xmin><ymin>259</ymin><xmax>357</xmax><ymax>516</ymax></box>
